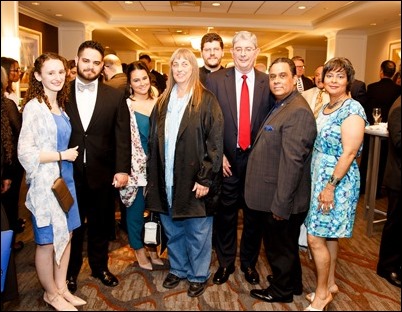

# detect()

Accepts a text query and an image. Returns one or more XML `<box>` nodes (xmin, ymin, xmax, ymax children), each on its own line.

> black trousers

<box><xmin>68</xmin><ymin>171</ymin><xmax>115</xmax><ymax>277</ymax></box>
<box><xmin>214</xmin><ymin>148</ymin><xmax>264</xmax><ymax>269</ymax></box>
<box><xmin>263</xmin><ymin>211</ymin><xmax>307</xmax><ymax>297</ymax></box>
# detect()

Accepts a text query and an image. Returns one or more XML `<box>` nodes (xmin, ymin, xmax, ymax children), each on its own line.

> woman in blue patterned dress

<box><xmin>304</xmin><ymin>57</ymin><xmax>368</xmax><ymax>311</ymax></box>
<box><xmin>18</xmin><ymin>53</ymin><xmax>85</xmax><ymax>311</ymax></box>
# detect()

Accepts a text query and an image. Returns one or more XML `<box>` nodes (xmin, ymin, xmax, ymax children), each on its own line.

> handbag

<box><xmin>1</xmin><ymin>230</ymin><xmax>13</xmax><ymax>292</ymax></box>
<box><xmin>51</xmin><ymin>152</ymin><xmax>74</xmax><ymax>213</ymax></box>
<box><xmin>143</xmin><ymin>211</ymin><xmax>162</xmax><ymax>246</ymax></box>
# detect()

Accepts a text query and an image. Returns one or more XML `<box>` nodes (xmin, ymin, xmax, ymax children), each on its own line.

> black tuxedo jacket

<box><xmin>66</xmin><ymin>80</ymin><xmax>131</xmax><ymax>189</ymax></box>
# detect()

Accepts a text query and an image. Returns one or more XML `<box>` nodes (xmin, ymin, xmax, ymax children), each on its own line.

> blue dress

<box><xmin>305</xmin><ymin>99</ymin><xmax>368</xmax><ymax>238</ymax></box>
<box><xmin>32</xmin><ymin>112</ymin><xmax>81</xmax><ymax>244</ymax></box>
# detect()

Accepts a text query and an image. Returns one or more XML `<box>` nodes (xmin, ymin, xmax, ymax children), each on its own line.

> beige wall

<box><xmin>365</xmin><ymin>28</ymin><xmax>401</xmax><ymax>85</ymax></box>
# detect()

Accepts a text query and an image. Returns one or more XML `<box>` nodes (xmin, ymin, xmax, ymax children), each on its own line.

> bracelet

<box><xmin>328</xmin><ymin>175</ymin><xmax>341</xmax><ymax>187</ymax></box>
<box><xmin>58</xmin><ymin>151</ymin><xmax>62</xmax><ymax>161</ymax></box>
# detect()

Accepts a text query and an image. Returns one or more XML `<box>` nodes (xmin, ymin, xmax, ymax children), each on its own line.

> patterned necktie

<box><xmin>77</xmin><ymin>82</ymin><xmax>95</xmax><ymax>92</ymax></box>
<box><xmin>239</xmin><ymin>75</ymin><xmax>250</xmax><ymax>150</ymax></box>
<box><xmin>313</xmin><ymin>89</ymin><xmax>325</xmax><ymax>118</ymax></box>
<box><xmin>297</xmin><ymin>78</ymin><xmax>303</xmax><ymax>93</ymax></box>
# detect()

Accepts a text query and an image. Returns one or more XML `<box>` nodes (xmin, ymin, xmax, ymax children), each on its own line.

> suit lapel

<box><xmin>86</xmin><ymin>84</ymin><xmax>103</xmax><ymax>131</ymax></box>
<box><xmin>224</xmin><ymin>69</ymin><xmax>238</xmax><ymax>127</ymax></box>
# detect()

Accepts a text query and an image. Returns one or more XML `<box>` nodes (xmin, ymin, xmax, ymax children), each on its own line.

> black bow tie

<box><xmin>77</xmin><ymin>82</ymin><xmax>95</xmax><ymax>92</ymax></box>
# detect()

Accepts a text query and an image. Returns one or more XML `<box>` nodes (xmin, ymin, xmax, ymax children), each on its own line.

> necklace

<box><xmin>327</xmin><ymin>96</ymin><xmax>346</xmax><ymax>109</ymax></box>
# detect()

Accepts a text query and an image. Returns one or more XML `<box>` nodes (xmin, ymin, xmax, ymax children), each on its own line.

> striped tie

<box><xmin>313</xmin><ymin>89</ymin><xmax>325</xmax><ymax>118</ymax></box>
<box><xmin>296</xmin><ymin>78</ymin><xmax>304</xmax><ymax>93</ymax></box>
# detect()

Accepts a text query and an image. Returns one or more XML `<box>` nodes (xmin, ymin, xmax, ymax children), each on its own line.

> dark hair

<box><xmin>1</xmin><ymin>79</ymin><xmax>14</xmax><ymax>163</ymax></box>
<box><xmin>270</xmin><ymin>57</ymin><xmax>297</xmax><ymax>76</ymax></box>
<box><xmin>68</xmin><ymin>59</ymin><xmax>76</xmax><ymax>69</ymax></box>
<box><xmin>139</xmin><ymin>54</ymin><xmax>151</xmax><ymax>63</ymax></box>
<box><xmin>77</xmin><ymin>40</ymin><xmax>105</xmax><ymax>58</ymax></box>
<box><xmin>381</xmin><ymin>60</ymin><xmax>396</xmax><ymax>78</ymax></box>
<box><xmin>200</xmin><ymin>33</ymin><xmax>224</xmax><ymax>50</ymax></box>
<box><xmin>21</xmin><ymin>52</ymin><xmax>70</xmax><ymax>112</ymax></box>
<box><xmin>323</xmin><ymin>57</ymin><xmax>355</xmax><ymax>93</ymax></box>
<box><xmin>1</xmin><ymin>56</ymin><xmax>19</xmax><ymax>94</ymax></box>
<box><xmin>125</xmin><ymin>61</ymin><xmax>155</xmax><ymax>100</ymax></box>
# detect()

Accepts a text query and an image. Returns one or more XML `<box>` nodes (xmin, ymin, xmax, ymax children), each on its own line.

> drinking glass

<box><xmin>372</xmin><ymin>108</ymin><xmax>381</xmax><ymax>125</ymax></box>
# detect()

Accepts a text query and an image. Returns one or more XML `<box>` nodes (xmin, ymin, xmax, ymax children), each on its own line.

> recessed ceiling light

<box><xmin>176</xmin><ymin>30</ymin><xmax>183</xmax><ymax>33</ymax></box>
<box><xmin>370</xmin><ymin>23</ymin><xmax>377</xmax><ymax>26</ymax></box>
<box><xmin>55</xmin><ymin>14</ymin><xmax>63</xmax><ymax>17</ymax></box>
<box><xmin>31</xmin><ymin>2</ymin><xmax>40</xmax><ymax>5</ymax></box>
<box><xmin>125</xmin><ymin>1</ymin><xmax>133</xmax><ymax>4</ymax></box>
<box><xmin>298</xmin><ymin>6</ymin><xmax>306</xmax><ymax>10</ymax></box>
<box><xmin>212</xmin><ymin>2</ymin><xmax>221</xmax><ymax>6</ymax></box>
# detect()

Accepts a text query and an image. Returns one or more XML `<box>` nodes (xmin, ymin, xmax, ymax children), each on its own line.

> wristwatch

<box><xmin>328</xmin><ymin>175</ymin><xmax>341</xmax><ymax>187</ymax></box>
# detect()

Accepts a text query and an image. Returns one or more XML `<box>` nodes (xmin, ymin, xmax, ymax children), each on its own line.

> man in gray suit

<box><xmin>245</xmin><ymin>58</ymin><xmax>316</xmax><ymax>303</ymax></box>
<box><xmin>206</xmin><ymin>31</ymin><xmax>272</xmax><ymax>286</ymax></box>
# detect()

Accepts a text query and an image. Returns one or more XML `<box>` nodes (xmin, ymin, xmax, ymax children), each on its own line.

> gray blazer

<box><xmin>244</xmin><ymin>91</ymin><xmax>317</xmax><ymax>220</ymax></box>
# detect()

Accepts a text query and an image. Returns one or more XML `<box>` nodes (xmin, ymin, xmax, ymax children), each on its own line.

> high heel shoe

<box><xmin>304</xmin><ymin>293</ymin><xmax>332</xmax><ymax>311</ymax></box>
<box><xmin>149</xmin><ymin>250</ymin><xmax>164</xmax><ymax>266</ymax></box>
<box><xmin>43</xmin><ymin>292</ymin><xmax>77</xmax><ymax>311</ymax></box>
<box><xmin>135</xmin><ymin>248</ymin><xmax>152</xmax><ymax>270</ymax></box>
<box><xmin>306</xmin><ymin>284</ymin><xmax>339</xmax><ymax>302</ymax></box>
<box><xmin>58</xmin><ymin>286</ymin><xmax>87</xmax><ymax>306</ymax></box>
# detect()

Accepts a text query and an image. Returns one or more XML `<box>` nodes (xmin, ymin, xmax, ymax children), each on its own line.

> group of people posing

<box><xmin>3</xmin><ymin>29</ymin><xmax>400</xmax><ymax>312</ymax></box>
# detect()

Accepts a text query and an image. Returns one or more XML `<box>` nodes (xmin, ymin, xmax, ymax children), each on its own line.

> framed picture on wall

<box><xmin>19</xmin><ymin>26</ymin><xmax>42</xmax><ymax>71</ymax></box>
<box><xmin>388</xmin><ymin>40</ymin><xmax>401</xmax><ymax>70</ymax></box>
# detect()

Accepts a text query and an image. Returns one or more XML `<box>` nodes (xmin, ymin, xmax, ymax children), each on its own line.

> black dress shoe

<box><xmin>91</xmin><ymin>270</ymin><xmax>119</xmax><ymax>287</ymax></box>
<box><xmin>267</xmin><ymin>274</ymin><xmax>303</xmax><ymax>295</ymax></box>
<box><xmin>66</xmin><ymin>276</ymin><xmax>77</xmax><ymax>293</ymax></box>
<box><xmin>187</xmin><ymin>281</ymin><xmax>207</xmax><ymax>297</ymax></box>
<box><xmin>379</xmin><ymin>272</ymin><xmax>401</xmax><ymax>288</ymax></box>
<box><xmin>250</xmin><ymin>287</ymin><xmax>293</xmax><ymax>303</ymax></box>
<box><xmin>242</xmin><ymin>267</ymin><xmax>259</xmax><ymax>285</ymax></box>
<box><xmin>213</xmin><ymin>266</ymin><xmax>235</xmax><ymax>285</ymax></box>
<box><xmin>163</xmin><ymin>273</ymin><xmax>183</xmax><ymax>289</ymax></box>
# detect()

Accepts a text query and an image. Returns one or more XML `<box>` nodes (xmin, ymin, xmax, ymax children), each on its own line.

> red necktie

<box><xmin>239</xmin><ymin>75</ymin><xmax>250</xmax><ymax>150</ymax></box>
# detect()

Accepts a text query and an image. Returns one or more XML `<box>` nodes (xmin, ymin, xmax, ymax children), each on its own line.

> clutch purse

<box><xmin>51</xmin><ymin>152</ymin><xmax>74</xmax><ymax>213</ymax></box>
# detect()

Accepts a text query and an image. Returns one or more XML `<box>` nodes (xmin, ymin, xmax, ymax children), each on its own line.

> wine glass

<box><xmin>372</xmin><ymin>108</ymin><xmax>382</xmax><ymax>125</ymax></box>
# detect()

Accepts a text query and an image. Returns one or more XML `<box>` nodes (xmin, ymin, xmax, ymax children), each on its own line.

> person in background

<box><xmin>304</xmin><ymin>57</ymin><xmax>368</xmax><ymax>311</ymax></box>
<box><xmin>377</xmin><ymin>95</ymin><xmax>401</xmax><ymax>288</ymax></box>
<box><xmin>18</xmin><ymin>52</ymin><xmax>85</xmax><ymax>311</ymax></box>
<box><xmin>247</xmin><ymin>57</ymin><xmax>316</xmax><ymax>304</ymax></box>
<box><xmin>0</xmin><ymin>65</ymin><xmax>24</xmax><ymax>252</ymax></box>
<box><xmin>65</xmin><ymin>40</ymin><xmax>131</xmax><ymax>293</ymax></box>
<box><xmin>119</xmin><ymin>61</ymin><xmax>163</xmax><ymax>270</ymax></box>
<box><xmin>139</xmin><ymin>54</ymin><xmax>167</xmax><ymax>95</ymax></box>
<box><xmin>103</xmin><ymin>54</ymin><xmax>127</xmax><ymax>90</ymax></box>
<box><xmin>199</xmin><ymin>32</ymin><xmax>225</xmax><ymax>86</ymax></box>
<box><xmin>392</xmin><ymin>70</ymin><xmax>401</xmax><ymax>86</ymax></box>
<box><xmin>146</xmin><ymin>48</ymin><xmax>224</xmax><ymax>297</ymax></box>
<box><xmin>302</xmin><ymin>65</ymin><xmax>330</xmax><ymax>118</ymax></box>
<box><xmin>67</xmin><ymin>60</ymin><xmax>77</xmax><ymax>81</ymax></box>
<box><xmin>1</xmin><ymin>57</ymin><xmax>21</xmax><ymax>108</ymax></box>
<box><xmin>1</xmin><ymin>66</ymin><xmax>19</xmax><ymax>303</ymax></box>
<box><xmin>292</xmin><ymin>56</ymin><xmax>314</xmax><ymax>93</ymax></box>
<box><xmin>363</xmin><ymin>60</ymin><xmax>400</xmax><ymax>198</ymax></box>
<box><xmin>206</xmin><ymin>31</ymin><xmax>272</xmax><ymax>286</ymax></box>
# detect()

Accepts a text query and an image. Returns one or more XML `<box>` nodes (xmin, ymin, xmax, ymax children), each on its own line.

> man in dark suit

<box><xmin>199</xmin><ymin>32</ymin><xmax>225</xmax><ymax>86</ymax></box>
<box><xmin>139</xmin><ymin>54</ymin><xmax>166</xmax><ymax>95</ymax></box>
<box><xmin>66</xmin><ymin>40</ymin><xmax>131</xmax><ymax>292</ymax></box>
<box><xmin>292</xmin><ymin>56</ymin><xmax>314</xmax><ymax>92</ymax></box>
<box><xmin>246</xmin><ymin>57</ymin><xmax>317</xmax><ymax>303</ymax></box>
<box><xmin>362</xmin><ymin>60</ymin><xmax>400</xmax><ymax>197</ymax></box>
<box><xmin>377</xmin><ymin>95</ymin><xmax>401</xmax><ymax>288</ymax></box>
<box><xmin>206</xmin><ymin>31</ymin><xmax>272</xmax><ymax>286</ymax></box>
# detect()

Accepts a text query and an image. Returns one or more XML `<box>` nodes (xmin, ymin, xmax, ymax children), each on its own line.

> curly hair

<box><xmin>1</xmin><ymin>78</ymin><xmax>14</xmax><ymax>164</ymax></box>
<box><xmin>20</xmin><ymin>52</ymin><xmax>70</xmax><ymax>112</ymax></box>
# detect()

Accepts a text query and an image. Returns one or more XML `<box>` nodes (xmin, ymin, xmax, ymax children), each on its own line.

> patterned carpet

<box><xmin>2</xmin><ymin>195</ymin><xmax>401</xmax><ymax>311</ymax></box>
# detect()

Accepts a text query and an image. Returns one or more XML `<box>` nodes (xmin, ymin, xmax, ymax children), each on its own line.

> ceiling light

<box><xmin>55</xmin><ymin>14</ymin><xmax>63</xmax><ymax>17</ymax></box>
<box><xmin>212</xmin><ymin>2</ymin><xmax>221</xmax><ymax>6</ymax></box>
<box><xmin>31</xmin><ymin>2</ymin><xmax>40</xmax><ymax>5</ymax></box>
<box><xmin>298</xmin><ymin>6</ymin><xmax>306</xmax><ymax>10</ymax></box>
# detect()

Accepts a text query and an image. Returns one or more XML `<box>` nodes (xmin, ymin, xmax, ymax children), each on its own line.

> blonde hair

<box><xmin>158</xmin><ymin>48</ymin><xmax>204</xmax><ymax>112</ymax></box>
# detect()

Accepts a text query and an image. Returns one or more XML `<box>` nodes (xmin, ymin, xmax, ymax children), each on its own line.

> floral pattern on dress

<box><xmin>119</xmin><ymin>99</ymin><xmax>147</xmax><ymax>207</ymax></box>
<box><xmin>305</xmin><ymin>99</ymin><xmax>368</xmax><ymax>238</ymax></box>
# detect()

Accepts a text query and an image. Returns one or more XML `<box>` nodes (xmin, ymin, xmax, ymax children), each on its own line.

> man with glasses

<box><xmin>292</xmin><ymin>56</ymin><xmax>314</xmax><ymax>93</ymax></box>
<box><xmin>206</xmin><ymin>31</ymin><xmax>272</xmax><ymax>286</ymax></box>
<box><xmin>199</xmin><ymin>32</ymin><xmax>225</xmax><ymax>86</ymax></box>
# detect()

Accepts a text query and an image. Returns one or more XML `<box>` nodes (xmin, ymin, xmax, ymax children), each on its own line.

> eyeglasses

<box><xmin>10</xmin><ymin>68</ymin><xmax>21</xmax><ymax>72</ymax></box>
<box><xmin>233</xmin><ymin>47</ymin><xmax>256</xmax><ymax>54</ymax></box>
<box><xmin>296</xmin><ymin>66</ymin><xmax>305</xmax><ymax>69</ymax></box>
